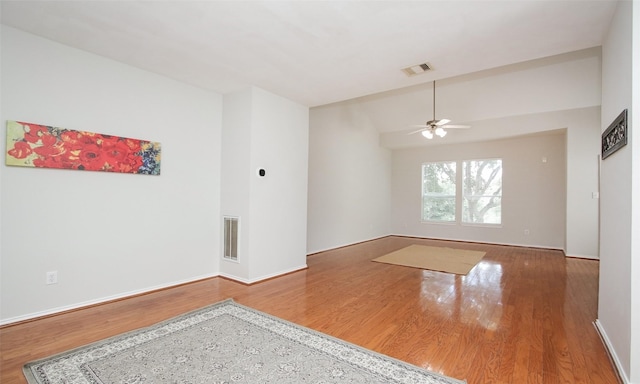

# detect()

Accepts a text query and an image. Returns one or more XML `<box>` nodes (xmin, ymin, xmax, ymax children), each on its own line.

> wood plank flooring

<box><xmin>0</xmin><ymin>236</ymin><xmax>620</xmax><ymax>383</ymax></box>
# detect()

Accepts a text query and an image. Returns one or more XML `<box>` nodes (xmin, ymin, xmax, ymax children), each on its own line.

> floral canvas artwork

<box><xmin>5</xmin><ymin>121</ymin><xmax>161</xmax><ymax>175</ymax></box>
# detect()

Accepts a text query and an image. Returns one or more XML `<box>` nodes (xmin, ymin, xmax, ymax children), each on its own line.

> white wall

<box><xmin>391</xmin><ymin>131</ymin><xmax>566</xmax><ymax>249</ymax></box>
<box><xmin>632</xmin><ymin>2</ymin><xmax>640</xmax><ymax>381</ymax></box>
<box><xmin>310</xmin><ymin>48</ymin><xmax>602</xmax><ymax>258</ymax></box>
<box><xmin>389</xmin><ymin>107</ymin><xmax>600</xmax><ymax>257</ymax></box>
<box><xmin>565</xmin><ymin>108</ymin><xmax>602</xmax><ymax>258</ymax></box>
<box><xmin>307</xmin><ymin>101</ymin><xmax>392</xmax><ymax>254</ymax></box>
<box><xmin>220</xmin><ymin>90</ymin><xmax>252</xmax><ymax>280</ymax></box>
<box><xmin>376</xmin><ymin>48</ymin><xmax>601</xmax><ymax>148</ymax></box>
<box><xmin>221</xmin><ymin>87</ymin><xmax>309</xmax><ymax>282</ymax></box>
<box><xmin>0</xmin><ymin>26</ymin><xmax>222</xmax><ymax>324</ymax></box>
<box><xmin>597</xmin><ymin>1</ymin><xmax>637</xmax><ymax>382</ymax></box>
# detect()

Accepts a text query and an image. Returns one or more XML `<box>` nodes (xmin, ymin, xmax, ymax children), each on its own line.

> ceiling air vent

<box><xmin>402</xmin><ymin>62</ymin><xmax>432</xmax><ymax>77</ymax></box>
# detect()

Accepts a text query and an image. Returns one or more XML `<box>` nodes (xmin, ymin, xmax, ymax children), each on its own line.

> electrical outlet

<box><xmin>46</xmin><ymin>271</ymin><xmax>58</xmax><ymax>285</ymax></box>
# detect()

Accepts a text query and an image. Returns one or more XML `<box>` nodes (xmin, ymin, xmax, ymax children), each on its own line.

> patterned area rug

<box><xmin>24</xmin><ymin>299</ymin><xmax>465</xmax><ymax>384</ymax></box>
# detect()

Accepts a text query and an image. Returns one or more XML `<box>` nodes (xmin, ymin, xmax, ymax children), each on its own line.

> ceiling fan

<box><xmin>408</xmin><ymin>80</ymin><xmax>470</xmax><ymax>139</ymax></box>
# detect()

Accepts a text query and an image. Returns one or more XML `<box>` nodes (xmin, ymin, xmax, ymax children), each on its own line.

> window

<box><xmin>462</xmin><ymin>159</ymin><xmax>502</xmax><ymax>224</ymax></box>
<box><xmin>421</xmin><ymin>159</ymin><xmax>503</xmax><ymax>225</ymax></box>
<box><xmin>422</xmin><ymin>161</ymin><xmax>456</xmax><ymax>222</ymax></box>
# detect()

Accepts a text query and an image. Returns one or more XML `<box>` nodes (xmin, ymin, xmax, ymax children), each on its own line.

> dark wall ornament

<box><xmin>602</xmin><ymin>109</ymin><xmax>628</xmax><ymax>160</ymax></box>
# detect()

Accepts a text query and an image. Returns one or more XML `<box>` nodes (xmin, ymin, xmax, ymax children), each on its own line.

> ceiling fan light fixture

<box><xmin>422</xmin><ymin>130</ymin><xmax>434</xmax><ymax>139</ymax></box>
<box><xmin>435</xmin><ymin>127</ymin><xmax>446</xmax><ymax>137</ymax></box>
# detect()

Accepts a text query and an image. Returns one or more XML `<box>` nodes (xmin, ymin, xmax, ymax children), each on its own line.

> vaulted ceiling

<box><xmin>0</xmin><ymin>1</ymin><xmax>618</xmax><ymax>108</ymax></box>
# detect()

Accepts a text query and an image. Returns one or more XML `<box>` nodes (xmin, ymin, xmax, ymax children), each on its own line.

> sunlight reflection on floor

<box><xmin>420</xmin><ymin>261</ymin><xmax>504</xmax><ymax>330</ymax></box>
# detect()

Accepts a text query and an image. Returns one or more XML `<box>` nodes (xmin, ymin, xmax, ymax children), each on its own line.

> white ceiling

<box><xmin>0</xmin><ymin>1</ymin><xmax>618</xmax><ymax>108</ymax></box>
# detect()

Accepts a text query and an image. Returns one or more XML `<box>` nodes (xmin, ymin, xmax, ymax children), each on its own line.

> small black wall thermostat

<box><xmin>258</xmin><ymin>169</ymin><xmax>266</xmax><ymax>177</ymax></box>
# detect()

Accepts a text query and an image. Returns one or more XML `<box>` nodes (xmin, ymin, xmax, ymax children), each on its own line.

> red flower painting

<box><xmin>5</xmin><ymin>121</ymin><xmax>161</xmax><ymax>175</ymax></box>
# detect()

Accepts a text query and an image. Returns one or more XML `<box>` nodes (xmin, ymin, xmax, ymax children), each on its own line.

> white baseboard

<box><xmin>0</xmin><ymin>273</ymin><xmax>218</xmax><ymax>326</ymax></box>
<box><xmin>594</xmin><ymin>319</ymin><xmax>630</xmax><ymax>384</ymax></box>
<box><xmin>391</xmin><ymin>234</ymin><xmax>564</xmax><ymax>251</ymax></box>
<box><xmin>219</xmin><ymin>264</ymin><xmax>308</xmax><ymax>285</ymax></box>
<box><xmin>565</xmin><ymin>253</ymin><xmax>599</xmax><ymax>260</ymax></box>
<box><xmin>307</xmin><ymin>235</ymin><xmax>387</xmax><ymax>256</ymax></box>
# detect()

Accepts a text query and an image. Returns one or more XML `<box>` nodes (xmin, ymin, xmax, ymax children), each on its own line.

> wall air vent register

<box><xmin>223</xmin><ymin>216</ymin><xmax>239</xmax><ymax>261</ymax></box>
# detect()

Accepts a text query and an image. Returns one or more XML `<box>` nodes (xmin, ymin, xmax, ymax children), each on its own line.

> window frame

<box><xmin>421</xmin><ymin>161</ymin><xmax>457</xmax><ymax>223</ymax></box>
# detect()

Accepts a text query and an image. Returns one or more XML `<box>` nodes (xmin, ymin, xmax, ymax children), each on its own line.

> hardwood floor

<box><xmin>0</xmin><ymin>236</ymin><xmax>619</xmax><ymax>383</ymax></box>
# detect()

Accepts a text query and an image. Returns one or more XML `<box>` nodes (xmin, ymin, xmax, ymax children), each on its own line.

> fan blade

<box><xmin>435</xmin><ymin>119</ymin><xmax>451</xmax><ymax>126</ymax></box>
<box><xmin>407</xmin><ymin>127</ymin><xmax>428</xmax><ymax>135</ymax></box>
<box><xmin>440</xmin><ymin>124</ymin><xmax>470</xmax><ymax>129</ymax></box>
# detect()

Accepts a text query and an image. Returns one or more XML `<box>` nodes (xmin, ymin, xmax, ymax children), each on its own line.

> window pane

<box><xmin>423</xmin><ymin>196</ymin><xmax>456</xmax><ymax>221</ymax></box>
<box><xmin>462</xmin><ymin>159</ymin><xmax>502</xmax><ymax>224</ymax></box>
<box><xmin>463</xmin><ymin>196</ymin><xmax>502</xmax><ymax>224</ymax></box>
<box><xmin>422</xmin><ymin>161</ymin><xmax>456</xmax><ymax>222</ymax></box>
